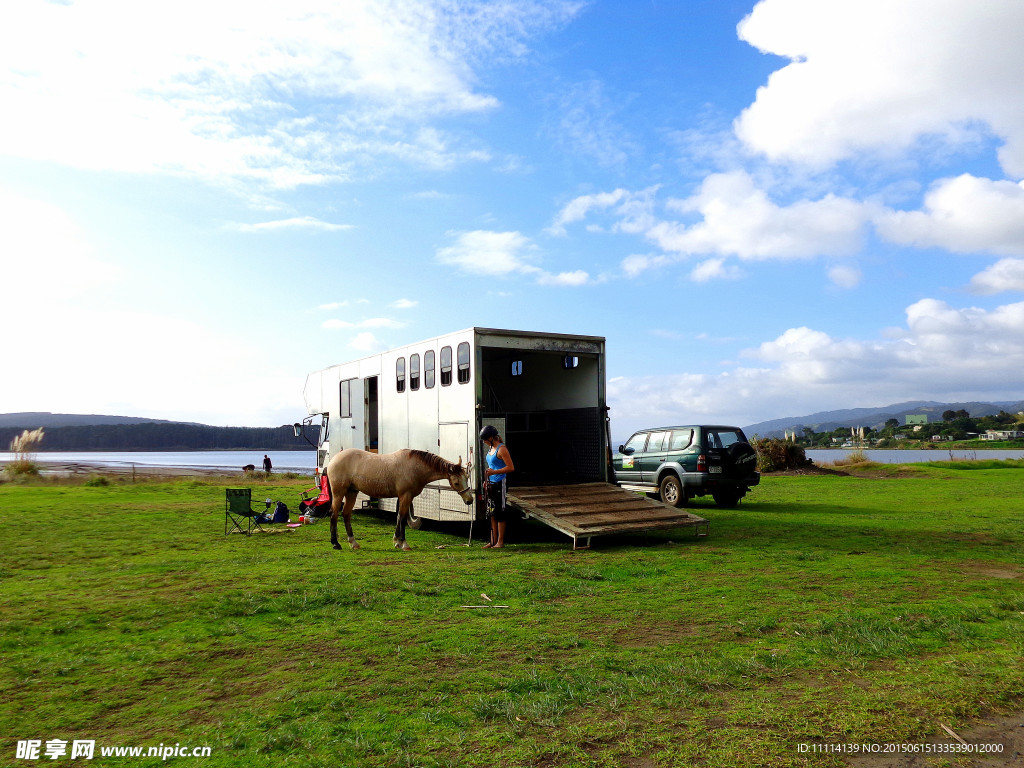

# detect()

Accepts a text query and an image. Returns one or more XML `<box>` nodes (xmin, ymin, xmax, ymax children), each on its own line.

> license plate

<box><xmin>709</xmin><ymin>466</ymin><xmax>722</xmax><ymax>474</ymax></box>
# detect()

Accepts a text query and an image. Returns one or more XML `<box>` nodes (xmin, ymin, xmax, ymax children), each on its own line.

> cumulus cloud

<box><xmin>556</xmin><ymin>174</ymin><xmax>871</xmax><ymax>279</ymax></box>
<box><xmin>350</xmin><ymin>332</ymin><xmax>386</xmax><ymax>353</ymax></box>
<box><xmin>734</xmin><ymin>0</ymin><xmax>1024</xmax><ymax>175</ymax></box>
<box><xmin>876</xmin><ymin>175</ymin><xmax>1024</xmax><ymax>255</ymax></box>
<box><xmin>0</xmin><ymin>0</ymin><xmax>580</xmax><ymax>186</ymax></box>
<box><xmin>609</xmin><ymin>298</ymin><xmax>1024</xmax><ymax>435</ymax></box>
<box><xmin>436</xmin><ymin>230</ymin><xmax>592</xmax><ymax>285</ymax></box>
<box><xmin>969</xmin><ymin>258</ymin><xmax>1024</xmax><ymax>295</ymax></box>
<box><xmin>391</xmin><ymin>298</ymin><xmax>419</xmax><ymax>309</ymax></box>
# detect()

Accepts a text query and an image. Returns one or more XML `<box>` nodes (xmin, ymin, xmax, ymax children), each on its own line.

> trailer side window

<box><xmin>457</xmin><ymin>342</ymin><xmax>470</xmax><ymax>384</ymax></box>
<box><xmin>440</xmin><ymin>346</ymin><xmax>452</xmax><ymax>386</ymax></box>
<box><xmin>563</xmin><ymin>355</ymin><xmax>579</xmax><ymax>369</ymax></box>
<box><xmin>511</xmin><ymin>360</ymin><xmax>523</xmax><ymax>376</ymax></box>
<box><xmin>424</xmin><ymin>349</ymin><xmax>435</xmax><ymax>389</ymax></box>
<box><xmin>396</xmin><ymin>357</ymin><xmax>406</xmax><ymax>393</ymax></box>
<box><xmin>340</xmin><ymin>379</ymin><xmax>353</xmax><ymax>418</ymax></box>
<box><xmin>409</xmin><ymin>353</ymin><xmax>420</xmax><ymax>391</ymax></box>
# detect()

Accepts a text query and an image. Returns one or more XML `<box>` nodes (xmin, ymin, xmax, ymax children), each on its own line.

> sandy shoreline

<box><xmin>1</xmin><ymin>459</ymin><xmax>258</xmax><ymax>479</ymax></box>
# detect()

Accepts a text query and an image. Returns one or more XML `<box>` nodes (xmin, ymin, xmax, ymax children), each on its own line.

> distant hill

<box><xmin>0</xmin><ymin>413</ymin><xmax>316</xmax><ymax>452</ymax></box>
<box><xmin>0</xmin><ymin>412</ymin><xmax>200</xmax><ymax>428</ymax></box>
<box><xmin>744</xmin><ymin>400</ymin><xmax>1024</xmax><ymax>439</ymax></box>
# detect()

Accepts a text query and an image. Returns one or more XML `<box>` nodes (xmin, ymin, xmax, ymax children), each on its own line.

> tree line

<box><xmin>0</xmin><ymin>423</ymin><xmax>321</xmax><ymax>452</ymax></box>
<box><xmin>792</xmin><ymin>409</ymin><xmax>1022</xmax><ymax>446</ymax></box>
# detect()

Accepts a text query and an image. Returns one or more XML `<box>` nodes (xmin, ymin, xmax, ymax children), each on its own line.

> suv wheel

<box><xmin>712</xmin><ymin>490</ymin><xmax>742</xmax><ymax>508</ymax></box>
<box><xmin>659</xmin><ymin>474</ymin><xmax>687</xmax><ymax>508</ymax></box>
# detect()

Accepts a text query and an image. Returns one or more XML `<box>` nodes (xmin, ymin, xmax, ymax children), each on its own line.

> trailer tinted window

<box><xmin>511</xmin><ymin>360</ymin><xmax>523</xmax><ymax>376</ymax></box>
<box><xmin>396</xmin><ymin>357</ymin><xmax>406</xmax><ymax>393</ymax></box>
<box><xmin>340</xmin><ymin>379</ymin><xmax>353</xmax><ymax>418</ymax></box>
<box><xmin>563</xmin><ymin>355</ymin><xmax>579</xmax><ymax>369</ymax></box>
<box><xmin>457</xmin><ymin>342</ymin><xmax>470</xmax><ymax>384</ymax></box>
<box><xmin>424</xmin><ymin>350</ymin><xmax>435</xmax><ymax>388</ymax></box>
<box><xmin>440</xmin><ymin>346</ymin><xmax>452</xmax><ymax>386</ymax></box>
<box><xmin>409</xmin><ymin>353</ymin><xmax>420</xmax><ymax>391</ymax></box>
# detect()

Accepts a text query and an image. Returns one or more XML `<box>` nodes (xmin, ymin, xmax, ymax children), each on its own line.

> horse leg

<box><xmin>330</xmin><ymin>490</ymin><xmax>344</xmax><ymax>550</ymax></box>
<box><xmin>342</xmin><ymin>491</ymin><xmax>360</xmax><ymax>550</ymax></box>
<box><xmin>394</xmin><ymin>494</ymin><xmax>412</xmax><ymax>551</ymax></box>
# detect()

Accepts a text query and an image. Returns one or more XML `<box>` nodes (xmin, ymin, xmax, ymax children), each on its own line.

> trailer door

<box><xmin>439</xmin><ymin>422</ymin><xmax>470</xmax><ymax>513</ymax></box>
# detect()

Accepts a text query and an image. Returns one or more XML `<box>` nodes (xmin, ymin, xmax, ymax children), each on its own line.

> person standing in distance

<box><xmin>480</xmin><ymin>425</ymin><xmax>514</xmax><ymax>549</ymax></box>
<box><xmin>263</xmin><ymin>454</ymin><xmax>273</xmax><ymax>474</ymax></box>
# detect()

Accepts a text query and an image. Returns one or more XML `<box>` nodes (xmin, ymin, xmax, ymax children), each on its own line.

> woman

<box><xmin>480</xmin><ymin>424</ymin><xmax>515</xmax><ymax>549</ymax></box>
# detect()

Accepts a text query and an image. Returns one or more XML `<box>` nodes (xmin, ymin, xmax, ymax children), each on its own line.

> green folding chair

<box><xmin>225</xmin><ymin>488</ymin><xmax>267</xmax><ymax>535</ymax></box>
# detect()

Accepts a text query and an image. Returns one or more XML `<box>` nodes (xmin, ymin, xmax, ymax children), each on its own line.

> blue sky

<box><xmin>4</xmin><ymin>0</ymin><xmax>1024</xmax><ymax>437</ymax></box>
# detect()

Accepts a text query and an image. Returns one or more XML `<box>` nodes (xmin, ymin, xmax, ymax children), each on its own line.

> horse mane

<box><xmin>408</xmin><ymin>449</ymin><xmax>462</xmax><ymax>475</ymax></box>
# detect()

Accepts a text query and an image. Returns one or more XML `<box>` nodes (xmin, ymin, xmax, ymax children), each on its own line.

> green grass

<box><xmin>1</xmin><ymin>466</ymin><xmax>1023</xmax><ymax>767</ymax></box>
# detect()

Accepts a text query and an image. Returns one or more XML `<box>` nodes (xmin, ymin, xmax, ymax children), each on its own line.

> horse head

<box><xmin>448</xmin><ymin>457</ymin><xmax>475</xmax><ymax>505</ymax></box>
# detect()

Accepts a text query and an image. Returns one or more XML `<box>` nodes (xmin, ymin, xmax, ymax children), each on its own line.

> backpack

<box><xmin>272</xmin><ymin>501</ymin><xmax>290</xmax><ymax>523</ymax></box>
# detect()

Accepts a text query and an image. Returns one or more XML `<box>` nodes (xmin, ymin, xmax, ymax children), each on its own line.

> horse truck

<box><xmin>299</xmin><ymin>327</ymin><xmax>707</xmax><ymax>548</ymax></box>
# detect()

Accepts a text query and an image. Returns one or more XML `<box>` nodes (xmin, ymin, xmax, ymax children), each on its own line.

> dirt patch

<box><xmin>766</xmin><ymin>465</ymin><xmax>851</xmax><ymax>477</ymax></box>
<box><xmin>845</xmin><ymin>712</ymin><xmax>1024</xmax><ymax>768</ymax></box>
<box><xmin>954</xmin><ymin>561</ymin><xmax>1022</xmax><ymax>579</ymax></box>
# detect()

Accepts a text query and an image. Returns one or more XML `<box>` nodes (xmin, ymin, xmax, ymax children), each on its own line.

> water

<box><xmin>806</xmin><ymin>448</ymin><xmax>1024</xmax><ymax>465</ymax></box>
<box><xmin>0</xmin><ymin>450</ymin><xmax>318</xmax><ymax>474</ymax></box>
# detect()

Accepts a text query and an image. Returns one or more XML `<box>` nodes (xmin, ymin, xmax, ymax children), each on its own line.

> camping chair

<box><xmin>225</xmin><ymin>488</ymin><xmax>267</xmax><ymax>535</ymax></box>
<box><xmin>299</xmin><ymin>475</ymin><xmax>332</xmax><ymax>518</ymax></box>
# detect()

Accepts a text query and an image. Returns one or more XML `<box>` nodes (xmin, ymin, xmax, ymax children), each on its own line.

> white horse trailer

<box><xmin>301</xmin><ymin>327</ymin><xmax>610</xmax><ymax>526</ymax></box>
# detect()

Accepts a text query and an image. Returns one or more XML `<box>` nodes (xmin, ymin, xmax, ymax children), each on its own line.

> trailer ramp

<box><xmin>507</xmin><ymin>482</ymin><xmax>709</xmax><ymax>549</ymax></box>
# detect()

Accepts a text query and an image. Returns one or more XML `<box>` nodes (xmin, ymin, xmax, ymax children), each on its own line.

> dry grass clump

<box><xmin>4</xmin><ymin>428</ymin><xmax>45</xmax><ymax>479</ymax></box>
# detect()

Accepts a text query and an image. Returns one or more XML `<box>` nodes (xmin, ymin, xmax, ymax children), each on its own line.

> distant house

<box><xmin>930</xmin><ymin>434</ymin><xmax>953</xmax><ymax>442</ymax></box>
<box><xmin>980</xmin><ymin>429</ymin><xmax>1024</xmax><ymax>441</ymax></box>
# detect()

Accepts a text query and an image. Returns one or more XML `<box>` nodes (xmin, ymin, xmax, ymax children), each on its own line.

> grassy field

<box><xmin>1</xmin><ymin>463</ymin><xmax>1022</xmax><ymax>767</ymax></box>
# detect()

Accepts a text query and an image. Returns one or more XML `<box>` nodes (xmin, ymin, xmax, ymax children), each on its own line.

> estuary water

<box><xmin>2</xmin><ymin>448</ymin><xmax>1021</xmax><ymax>473</ymax></box>
<box><xmin>805</xmin><ymin>448</ymin><xmax>1024</xmax><ymax>465</ymax></box>
<box><xmin>0</xmin><ymin>450</ymin><xmax>318</xmax><ymax>474</ymax></box>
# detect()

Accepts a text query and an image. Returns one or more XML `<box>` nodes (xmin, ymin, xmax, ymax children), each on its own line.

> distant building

<box><xmin>980</xmin><ymin>429</ymin><xmax>1024</xmax><ymax>441</ymax></box>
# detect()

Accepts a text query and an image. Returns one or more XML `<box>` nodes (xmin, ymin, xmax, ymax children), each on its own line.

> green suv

<box><xmin>613</xmin><ymin>425</ymin><xmax>759</xmax><ymax>508</ymax></box>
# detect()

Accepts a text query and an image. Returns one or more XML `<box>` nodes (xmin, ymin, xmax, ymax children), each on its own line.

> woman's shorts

<box><xmin>485</xmin><ymin>479</ymin><xmax>511</xmax><ymax>522</ymax></box>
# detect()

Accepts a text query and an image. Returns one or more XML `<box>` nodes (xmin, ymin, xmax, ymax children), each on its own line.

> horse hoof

<box><xmin>332</xmin><ymin>543</ymin><xmax>342</xmax><ymax>550</ymax></box>
<box><xmin>351</xmin><ymin>543</ymin><xmax>360</xmax><ymax>550</ymax></box>
<box><xmin>401</xmin><ymin>543</ymin><xmax>412</xmax><ymax>552</ymax></box>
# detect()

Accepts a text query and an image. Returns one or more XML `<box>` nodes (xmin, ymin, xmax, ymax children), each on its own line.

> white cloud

<box><xmin>969</xmin><ymin>258</ymin><xmax>1024</xmax><ymax>295</ymax></box>
<box><xmin>691</xmin><ymin>258</ymin><xmax>743</xmax><ymax>283</ymax></box>
<box><xmin>350</xmin><ymin>331</ymin><xmax>386</xmax><ymax>353</ymax></box>
<box><xmin>231</xmin><ymin>216</ymin><xmax>353</xmax><ymax>233</ymax></box>
<box><xmin>734</xmin><ymin>0</ymin><xmax>1024</xmax><ymax>175</ymax></box>
<box><xmin>551</xmin><ymin>80</ymin><xmax>636</xmax><ymax>168</ymax></box>
<box><xmin>828</xmin><ymin>264</ymin><xmax>862</xmax><ymax>289</ymax></box>
<box><xmin>876</xmin><ymin>175</ymin><xmax>1024</xmax><ymax>255</ymax></box>
<box><xmin>560</xmin><ymin>174</ymin><xmax>870</xmax><ymax>279</ymax></box>
<box><xmin>0</xmin><ymin>0</ymin><xmax>580</xmax><ymax>186</ymax></box>
<box><xmin>436</xmin><ymin>230</ymin><xmax>592</xmax><ymax>285</ymax></box>
<box><xmin>609</xmin><ymin>298</ymin><xmax>1024</xmax><ymax>434</ymax></box>
<box><xmin>390</xmin><ymin>298</ymin><xmax>419</xmax><ymax>309</ymax></box>
<box><xmin>437</xmin><ymin>230</ymin><xmax>539</xmax><ymax>276</ymax></box>
<box><xmin>536</xmin><ymin>270</ymin><xmax>590</xmax><ymax>286</ymax></box>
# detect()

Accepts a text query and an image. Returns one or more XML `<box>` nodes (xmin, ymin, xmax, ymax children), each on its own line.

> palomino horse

<box><xmin>325</xmin><ymin>448</ymin><xmax>474</xmax><ymax>550</ymax></box>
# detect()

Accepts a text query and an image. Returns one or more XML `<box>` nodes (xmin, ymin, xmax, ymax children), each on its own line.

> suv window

<box><xmin>623</xmin><ymin>433</ymin><xmax>648</xmax><ymax>454</ymax></box>
<box><xmin>705</xmin><ymin>428</ymin><xmax>745</xmax><ymax>449</ymax></box>
<box><xmin>646</xmin><ymin>431</ymin><xmax>670</xmax><ymax>452</ymax></box>
<box><xmin>669</xmin><ymin>429</ymin><xmax>693</xmax><ymax>451</ymax></box>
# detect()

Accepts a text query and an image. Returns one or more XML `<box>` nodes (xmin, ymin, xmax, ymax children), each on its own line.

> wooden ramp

<box><xmin>507</xmin><ymin>482</ymin><xmax>709</xmax><ymax>549</ymax></box>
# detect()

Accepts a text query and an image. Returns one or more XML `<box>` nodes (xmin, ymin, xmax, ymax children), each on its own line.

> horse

<box><xmin>324</xmin><ymin>448</ymin><xmax>474</xmax><ymax>551</ymax></box>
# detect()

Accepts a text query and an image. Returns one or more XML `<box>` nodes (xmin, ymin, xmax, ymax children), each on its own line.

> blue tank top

<box><xmin>486</xmin><ymin>443</ymin><xmax>507</xmax><ymax>484</ymax></box>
